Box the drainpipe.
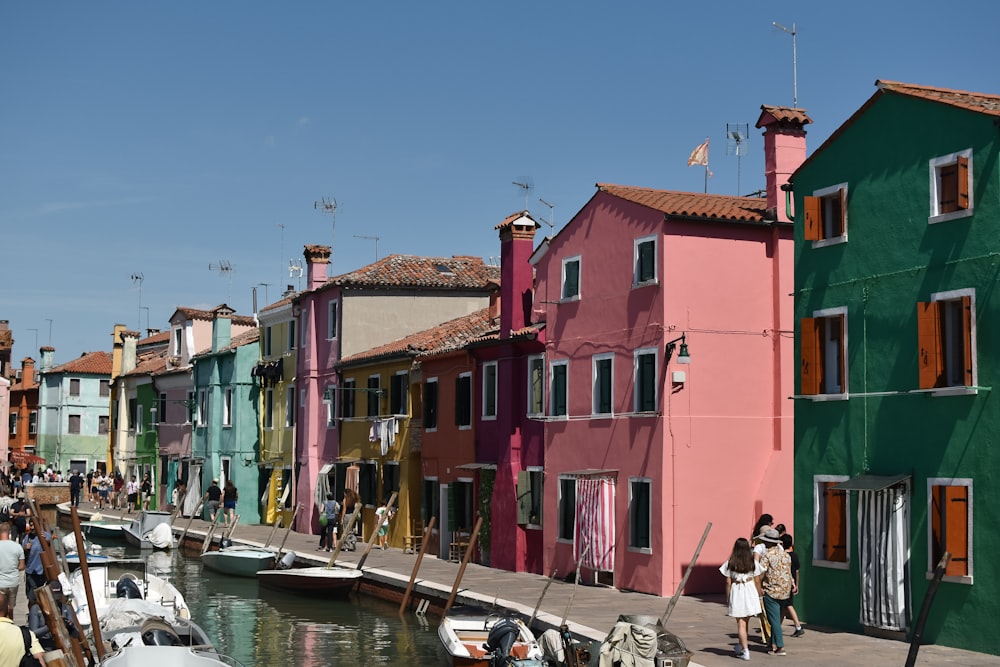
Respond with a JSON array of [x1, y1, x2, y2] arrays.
[[781, 183, 795, 223]]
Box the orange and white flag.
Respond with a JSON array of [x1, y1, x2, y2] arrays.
[[687, 138, 709, 167]]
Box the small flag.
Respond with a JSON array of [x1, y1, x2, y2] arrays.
[[687, 138, 709, 167]]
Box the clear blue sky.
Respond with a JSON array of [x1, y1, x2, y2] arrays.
[[3, 1, 998, 363]]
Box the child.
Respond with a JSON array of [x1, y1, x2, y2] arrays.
[[781, 533, 805, 637], [720, 537, 765, 661], [375, 502, 394, 550]]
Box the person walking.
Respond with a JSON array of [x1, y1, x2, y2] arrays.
[[96, 472, 110, 510], [21, 522, 48, 606], [68, 470, 83, 508], [756, 528, 793, 656], [0, 589, 45, 665], [781, 533, 805, 637], [206, 479, 222, 523], [140, 474, 153, 511], [222, 480, 238, 527], [112, 472, 125, 510], [720, 537, 764, 661], [340, 488, 360, 551], [126, 476, 139, 513], [8, 495, 27, 543], [318, 493, 340, 552], [0, 524, 24, 614]]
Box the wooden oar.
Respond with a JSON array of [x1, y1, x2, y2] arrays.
[[71, 506, 105, 661], [356, 492, 397, 570], [201, 506, 225, 555]]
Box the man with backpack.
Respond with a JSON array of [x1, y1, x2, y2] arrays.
[[0, 589, 45, 665]]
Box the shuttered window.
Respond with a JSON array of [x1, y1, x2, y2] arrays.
[[593, 356, 613, 415], [390, 372, 408, 415], [635, 350, 657, 412], [821, 480, 848, 563], [930, 150, 973, 222], [803, 185, 847, 242], [527, 356, 544, 416], [558, 477, 576, 540], [455, 374, 472, 427], [550, 362, 568, 417], [482, 362, 497, 419], [423, 380, 438, 430], [630, 478, 652, 550], [930, 482, 971, 578], [917, 294, 973, 389], [341, 379, 355, 419], [367, 376, 381, 418], [634, 237, 656, 285], [800, 311, 846, 395], [562, 257, 581, 299]]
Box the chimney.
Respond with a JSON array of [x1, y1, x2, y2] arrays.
[[212, 305, 235, 353], [303, 244, 332, 291], [496, 211, 541, 338], [39, 347, 55, 372], [120, 331, 139, 375], [756, 106, 812, 222], [21, 358, 36, 387]]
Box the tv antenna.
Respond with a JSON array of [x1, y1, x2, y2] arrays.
[[353, 234, 381, 262], [772, 21, 798, 108], [538, 198, 556, 232], [289, 259, 304, 290], [726, 123, 750, 195], [314, 196, 338, 272], [208, 260, 234, 304], [130, 272, 144, 332], [512, 178, 533, 211]]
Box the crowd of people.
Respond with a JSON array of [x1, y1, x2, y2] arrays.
[[720, 513, 804, 660]]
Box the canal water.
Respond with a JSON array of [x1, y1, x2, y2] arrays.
[[88, 544, 451, 665]]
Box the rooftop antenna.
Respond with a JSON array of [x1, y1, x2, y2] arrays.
[[772, 21, 798, 108], [726, 123, 750, 195], [538, 198, 556, 232], [289, 258, 304, 291], [512, 178, 533, 212], [257, 282, 272, 304], [130, 272, 144, 332], [44, 318, 53, 346], [208, 260, 234, 304], [353, 234, 381, 262], [314, 196, 338, 273]]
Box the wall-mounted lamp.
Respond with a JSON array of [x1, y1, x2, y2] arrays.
[[665, 333, 691, 365]]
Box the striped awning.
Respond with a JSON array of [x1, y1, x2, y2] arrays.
[[831, 473, 909, 492]]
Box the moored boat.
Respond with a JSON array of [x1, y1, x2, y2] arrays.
[[99, 616, 241, 666], [82, 519, 129, 541], [122, 510, 175, 549], [59, 558, 190, 628], [201, 545, 279, 578], [438, 605, 545, 667], [256, 566, 362, 595]]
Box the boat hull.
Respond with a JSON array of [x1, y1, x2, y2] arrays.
[[81, 522, 127, 540], [202, 548, 276, 577], [101, 646, 229, 667], [122, 511, 174, 549], [256, 567, 362, 595]]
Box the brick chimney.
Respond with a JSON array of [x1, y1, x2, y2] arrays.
[[21, 358, 35, 387], [303, 244, 332, 291], [212, 305, 234, 353], [496, 211, 540, 338], [756, 106, 812, 222]]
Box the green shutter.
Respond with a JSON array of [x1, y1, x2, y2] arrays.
[[448, 484, 457, 531], [597, 359, 612, 413], [639, 354, 656, 411], [516, 471, 530, 524], [563, 261, 579, 298], [553, 365, 567, 416], [638, 241, 655, 282]]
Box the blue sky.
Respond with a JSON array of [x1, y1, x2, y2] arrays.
[[3, 1, 998, 363]]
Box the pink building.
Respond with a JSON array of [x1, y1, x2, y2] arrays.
[[531, 105, 809, 595]]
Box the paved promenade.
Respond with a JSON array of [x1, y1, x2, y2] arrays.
[[61, 503, 1000, 667]]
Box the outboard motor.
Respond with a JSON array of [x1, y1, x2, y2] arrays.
[[219, 536, 233, 549], [115, 574, 144, 600], [278, 551, 297, 570], [486, 618, 521, 665], [140, 618, 182, 647]]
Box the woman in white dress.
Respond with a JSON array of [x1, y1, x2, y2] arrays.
[[719, 537, 765, 661]]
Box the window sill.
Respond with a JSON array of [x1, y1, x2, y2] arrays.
[[559, 295, 581, 304], [928, 386, 979, 398], [813, 559, 849, 570], [632, 280, 659, 290], [481, 415, 497, 422], [803, 393, 849, 402], [628, 546, 653, 555], [525, 523, 543, 531], [928, 209, 973, 225], [458, 425, 472, 431], [811, 234, 848, 249], [591, 413, 613, 419], [926, 571, 972, 585], [222, 425, 232, 429]]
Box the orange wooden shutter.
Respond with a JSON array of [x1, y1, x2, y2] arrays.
[[956, 155, 970, 210], [800, 318, 821, 395], [944, 485, 969, 577], [825, 482, 847, 562], [803, 196, 822, 241], [961, 295, 973, 386], [835, 187, 847, 236], [917, 301, 943, 389], [832, 314, 846, 392]]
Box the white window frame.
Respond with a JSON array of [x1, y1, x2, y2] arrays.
[[300, 307, 309, 349], [526, 355, 544, 417], [327, 300, 339, 340], [482, 361, 498, 421], [561, 255, 581, 301], [197, 389, 208, 428], [223, 388, 233, 427], [633, 347, 658, 413], [549, 360, 569, 419], [813, 474, 851, 570], [264, 388, 274, 429], [811, 182, 849, 248], [929, 148, 974, 224], [525, 466, 544, 530], [28, 411, 37, 435], [135, 403, 143, 435], [926, 477, 973, 585], [285, 385, 296, 428], [186, 391, 195, 424], [592, 353, 614, 416], [172, 328, 183, 356], [557, 475, 576, 543], [287, 318, 296, 351], [325, 384, 337, 428], [633, 235, 658, 286], [811, 306, 849, 400], [628, 476, 653, 554], [929, 288, 978, 395]]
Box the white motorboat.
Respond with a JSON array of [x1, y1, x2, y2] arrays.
[[438, 605, 545, 667], [99, 616, 241, 666], [201, 545, 279, 578], [122, 511, 175, 550]]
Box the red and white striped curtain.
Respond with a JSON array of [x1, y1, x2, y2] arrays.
[[574, 477, 615, 572]]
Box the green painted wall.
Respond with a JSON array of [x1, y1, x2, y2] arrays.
[[793, 92, 1000, 655]]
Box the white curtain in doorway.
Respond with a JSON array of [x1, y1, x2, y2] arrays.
[[858, 484, 910, 631], [184, 464, 203, 517]]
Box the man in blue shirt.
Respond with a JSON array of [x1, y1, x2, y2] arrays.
[[21, 522, 48, 605]]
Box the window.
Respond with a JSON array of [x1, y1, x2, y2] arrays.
[[285, 386, 295, 427], [98, 415, 109, 435], [804, 183, 848, 244], [325, 385, 337, 427], [186, 391, 195, 424], [264, 326, 272, 357], [172, 328, 183, 356], [68, 414, 81, 435], [517, 468, 543, 527], [28, 411, 37, 435], [561, 256, 581, 300], [359, 461, 378, 506], [423, 379, 438, 430], [327, 300, 339, 340], [800, 307, 848, 397], [550, 361, 568, 417], [300, 307, 309, 349], [929, 149, 973, 223], [455, 373, 472, 428], [634, 348, 657, 412], [450, 480, 474, 531], [100, 379, 110, 397], [390, 372, 409, 415], [527, 355, 544, 416], [128, 398, 137, 431], [70, 378, 80, 396], [197, 390, 208, 427], [287, 319, 296, 350], [928, 478, 972, 582], [381, 462, 400, 501], [159, 393, 167, 422], [264, 389, 274, 429], [367, 375, 381, 418], [135, 403, 143, 435], [558, 477, 576, 541], [223, 388, 233, 426], [593, 354, 613, 415], [7, 414, 14, 436], [634, 236, 657, 285], [629, 478, 652, 550], [918, 290, 976, 391], [814, 476, 849, 568], [422, 477, 440, 525], [482, 362, 497, 420], [342, 378, 356, 419]]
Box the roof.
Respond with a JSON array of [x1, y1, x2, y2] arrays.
[[124, 351, 167, 377], [467, 322, 545, 346], [138, 330, 169, 347], [756, 105, 813, 128], [494, 210, 541, 231], [191, 329, 261, 358], [596, 184, 771, 224], [259, 294, 297, 314], [324, 255, 501, 291], [340, 308, 496, 367], [45, 351, 112, 376], [171, 305, 256, 327]]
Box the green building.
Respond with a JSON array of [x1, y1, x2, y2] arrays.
[[790, 80, 1000, 654]]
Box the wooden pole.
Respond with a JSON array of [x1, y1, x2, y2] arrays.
[[274, 503, 302, 562], [561, 542, 590, 626], [356, 492, 397, 570], [35, 586, 84, 667], [327, 505, 362, 567], [905, 552, 952, 667], [263, 511, 283, 549], [528, 567, 559, 629], [178, 492, 207, 546], [660, 521, 712, 628], [201, 505, 225, 555], [398, 516, 436, 614], [443, 515, 483, 614], [69, 507, 103, 663]]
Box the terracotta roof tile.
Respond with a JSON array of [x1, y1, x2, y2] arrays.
[[340, 308, 496, 366], [128, 352, 167, 377], [172, 306, 256, 327], [597, 184, 770, 223], [139, 331, 169, 346], [46, 351, 112, 375], [494, 210, 541, 231], [260, 295, 296, 313], [467, 322, 545, 346], [877, 80, 1000, 116], [326, 255, 500, 291], [756, 105, 813, 128]]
